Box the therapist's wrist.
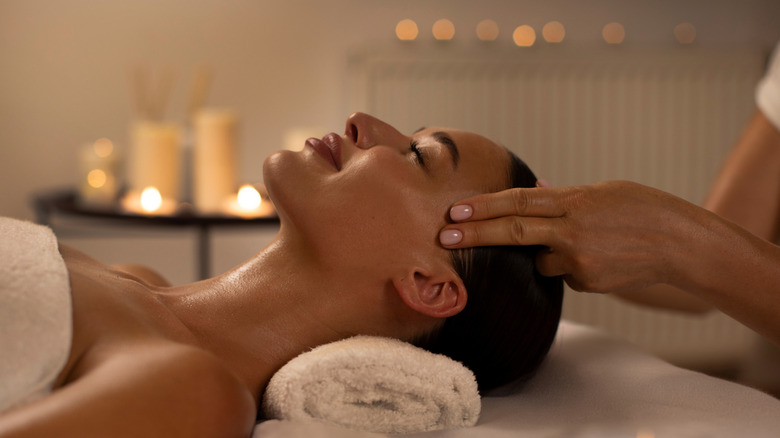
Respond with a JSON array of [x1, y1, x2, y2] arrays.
[[667, 208, 755, 298]]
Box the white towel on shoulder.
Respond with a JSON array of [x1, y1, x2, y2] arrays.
[[261, 336, 481, 434], [0, 217, 72, 413]]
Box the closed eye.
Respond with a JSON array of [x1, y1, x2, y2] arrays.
[[410, 140, 427, 168]]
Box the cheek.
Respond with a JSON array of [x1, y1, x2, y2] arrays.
[[325, 178, 444, 268], [264, 150, 456, 269]]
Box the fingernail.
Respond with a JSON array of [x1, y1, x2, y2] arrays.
[[450, 205, 473, 221], [439, 229, 463, 246], [536, 178, 551, 188]]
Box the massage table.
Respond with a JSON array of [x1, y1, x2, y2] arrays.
[[253, 320, 780, 437]]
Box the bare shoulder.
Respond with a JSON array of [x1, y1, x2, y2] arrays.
[[110, 263, 172, 287], [0, 342, 256, 438], [112, 343, 257, 434]]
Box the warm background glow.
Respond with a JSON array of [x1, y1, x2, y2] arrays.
[[602, 22, 626, 44], [513, 25, 536, 47], [475, 19, 499, 41], [542, 21, 566, 43], [432, 19, 455, 41], [396, 19, 419, 41]]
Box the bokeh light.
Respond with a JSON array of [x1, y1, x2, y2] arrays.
[[476, 19, 499, 41], [432, 19, 455, 41], [542, 21, 565, 43], [602, 22, 625, 44], [396, 19, 419, 41], [93, 138, 114, 158], [513, 25, 536, 47], [87, 169, 107, 188]]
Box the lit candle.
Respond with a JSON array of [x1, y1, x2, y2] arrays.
[[127, 121, 181, 203], [79, 138, 120, 207], [121, 186, 178, 215], [224, 184, 275, 218]]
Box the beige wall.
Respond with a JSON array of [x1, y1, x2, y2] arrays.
[[2, 0, 779, 283]]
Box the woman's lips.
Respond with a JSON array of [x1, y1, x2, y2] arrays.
[[305, 133, 342, 170]]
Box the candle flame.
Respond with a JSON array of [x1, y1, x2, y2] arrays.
[[140, 187, 163, 212], [237, 184, 262, 210]]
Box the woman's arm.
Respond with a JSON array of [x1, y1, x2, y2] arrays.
[[0, 344, 255, 438]]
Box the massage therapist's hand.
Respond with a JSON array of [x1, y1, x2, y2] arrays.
[[438, 180, 727, 294]]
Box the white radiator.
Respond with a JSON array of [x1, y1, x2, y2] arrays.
[[348, 46, 767, 368]]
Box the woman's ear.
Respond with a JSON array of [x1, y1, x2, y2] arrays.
[[392, 269, 467, 318]]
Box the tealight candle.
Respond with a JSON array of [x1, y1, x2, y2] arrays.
[[121, 186, 178, 215], [223, 184, 275, 218]]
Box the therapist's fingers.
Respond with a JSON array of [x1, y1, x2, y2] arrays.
[[449, 187, 571, 223], [534, 248, 569, 278], [439, 216, 562, 248]]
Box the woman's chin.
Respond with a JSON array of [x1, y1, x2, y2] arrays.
[[262, 150, 297, 198]]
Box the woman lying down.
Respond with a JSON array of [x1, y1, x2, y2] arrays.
[[0, 112, 563, 437]]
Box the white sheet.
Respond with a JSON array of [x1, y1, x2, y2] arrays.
[[253, 320, 780, 437]]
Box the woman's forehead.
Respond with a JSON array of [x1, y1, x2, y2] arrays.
[[416, 127, 504, 154], [424, 128, 510, 188]]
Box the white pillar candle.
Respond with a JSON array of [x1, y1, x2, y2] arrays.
[[127, 121, 181, 202], [193, 108, 237, 213], [78, 138, 120, 207]]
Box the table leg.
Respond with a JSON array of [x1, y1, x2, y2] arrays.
[[197, 224, 211, 280]]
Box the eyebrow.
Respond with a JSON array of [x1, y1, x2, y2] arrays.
[[432, 131, 460, 169]]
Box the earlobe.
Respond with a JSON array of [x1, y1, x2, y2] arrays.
[[392, 270, 467, 318]]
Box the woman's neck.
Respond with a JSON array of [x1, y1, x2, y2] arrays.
[[159, 236, 348, 404]]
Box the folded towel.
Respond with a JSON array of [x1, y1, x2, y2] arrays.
[[0, 217, 72, 413], [261, 335, 481, 434]]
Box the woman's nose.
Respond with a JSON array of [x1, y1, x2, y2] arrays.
[[345, 112, 407, 150]]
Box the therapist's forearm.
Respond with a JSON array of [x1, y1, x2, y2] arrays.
[[616, 111, 780, 314], [672, 209, 780, 345], [614, 284, 713, 314]]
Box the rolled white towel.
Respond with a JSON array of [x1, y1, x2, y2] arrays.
[[261, 336, 481, 434]]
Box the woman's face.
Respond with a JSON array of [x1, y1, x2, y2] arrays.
[[263, 112, 510, 276]]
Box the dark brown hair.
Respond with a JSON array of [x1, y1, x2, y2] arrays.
[[422, 150, 564, 392]]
